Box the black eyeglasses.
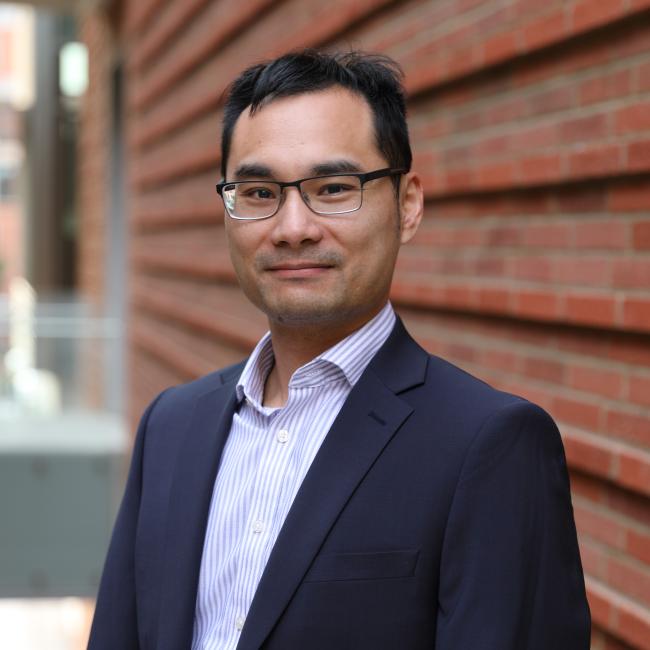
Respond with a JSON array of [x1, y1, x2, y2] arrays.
[[215, 167, 406, 220]]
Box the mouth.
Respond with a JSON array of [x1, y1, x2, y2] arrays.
[[268, 261, 332, 270], [266, 261, 335, 278]]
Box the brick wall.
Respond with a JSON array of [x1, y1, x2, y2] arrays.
[[78, 11, 113, 304], [80, 0, 650, 646]]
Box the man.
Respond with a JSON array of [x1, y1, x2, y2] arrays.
[[88, 51, 590, 649]]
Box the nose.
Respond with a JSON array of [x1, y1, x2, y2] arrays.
[[270, 186, 323, 248]]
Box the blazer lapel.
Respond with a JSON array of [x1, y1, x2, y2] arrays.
[[237, 319, 428, 650], [156, 368, 242, 650]]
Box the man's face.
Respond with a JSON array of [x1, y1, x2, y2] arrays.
[[224, 87, 421, 331]]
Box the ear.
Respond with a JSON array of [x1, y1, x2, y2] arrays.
[[399, 171, 424, 244]]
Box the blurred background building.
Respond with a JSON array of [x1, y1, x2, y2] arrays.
[[0, 0, 649, 648], [1, 1, 126, 648]]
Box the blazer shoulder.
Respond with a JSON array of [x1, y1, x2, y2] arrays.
[[422, 350, 563, 452]]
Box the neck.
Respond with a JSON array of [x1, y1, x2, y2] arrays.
[[262, 305, 386, 407]]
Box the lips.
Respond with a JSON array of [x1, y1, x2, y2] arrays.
[[267, 261, 333, 271]]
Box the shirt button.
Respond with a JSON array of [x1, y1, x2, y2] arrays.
[[277, 429, 290, 443], [252, 520, 264, 533], [235, 615, 246, 631]]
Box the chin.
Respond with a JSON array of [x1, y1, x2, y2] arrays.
[[268, 305, 342, 326]]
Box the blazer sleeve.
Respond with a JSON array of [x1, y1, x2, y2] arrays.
[[435, 400, 591, 650], [87, 390, 167, 650]]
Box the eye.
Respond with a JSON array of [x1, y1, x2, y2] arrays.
[[241, 185, 278, 201], [317, 182, 355, 196]]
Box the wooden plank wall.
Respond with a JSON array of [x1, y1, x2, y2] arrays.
[[80, 0, 650, 647]]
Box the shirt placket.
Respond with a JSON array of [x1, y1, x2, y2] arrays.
[[228, 403, 299, 642]]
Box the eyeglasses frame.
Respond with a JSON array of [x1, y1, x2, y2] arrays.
[[215, 167, 407, 220]]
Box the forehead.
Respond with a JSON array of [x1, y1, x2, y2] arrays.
[[226, 87, 385, 177]]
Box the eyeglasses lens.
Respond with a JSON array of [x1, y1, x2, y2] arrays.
[[224, 176, 363, 220]]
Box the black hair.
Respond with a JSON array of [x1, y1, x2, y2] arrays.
[[220, 50, 412, 183]]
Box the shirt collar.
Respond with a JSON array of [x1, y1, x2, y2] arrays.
[[236, 302, 396, 406]]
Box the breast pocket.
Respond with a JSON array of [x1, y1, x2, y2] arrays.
[[303, 549, 419, 583]]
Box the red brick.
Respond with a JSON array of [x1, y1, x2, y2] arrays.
[[578, 68, 632, 105], [523, 223, 572, 248], [443, 144, 473, 166], [477, 284, 510, 310], [521, 9, 567, 50], [444, 45, 479, 79], [514, 289, 559, 320], [527, 85, 574, 116], [574, 221, 628, 250], [553, 257, 611, 287], [608, 337, 650, 369], [606, 409, 650, 446], [609, 183, 650, 212], [523, 357, 565, 383], [628, 528, 650, 565], [560, 113, 609, 143], [454, 110, 484, 132], [445, 342, 477, 364], [483, 31, 519, 65], [627, 139, 650, 172], [574, 502, 626, 549], [410, 225, 451, 247], [565, 294, 617, 327], [615, 101, 650, 134], [570, 365, 624, 400], [607, 554, 650, 607], [617, 603, 650, 650], [442, 168, 475, 192], [628, 374, 650, 408], [614, 19, 650, 58], [474, 257, 506, 276], [570, 469, 605, 503], [617, 452, 650, 496], [639, 60, 650, 92], [477, 134, 515, 158], [580, 538, 604, 577], [476, 161, 517, 188], [513, 123, 559, 150], [443, 285, 474, 308], [563, 430, 613, 474], [482, 97, 527, 126], [556, 187, 606, 213], [632, 222, 650, 250], [452, 226, 484, 246], [571, 0, 626, 32], [485, 226, 523, 246], [519, 153, 563, 184], [482, 348, 519, 373], [623, 298, 650, 331], [567, 144, 624, 177], [515, 384, 555, 410], [513, 256, 553, 282], [612, 259, 650, 289]]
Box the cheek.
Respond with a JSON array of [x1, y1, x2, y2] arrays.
[[226, 226, 258, 266]]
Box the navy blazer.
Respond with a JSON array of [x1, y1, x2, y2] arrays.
[[88, 319, 590, 649]]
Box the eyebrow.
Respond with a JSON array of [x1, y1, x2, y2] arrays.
[[232, 163, 274, 180], [310, 160, 363, 176], [231, 159, 364, 181]]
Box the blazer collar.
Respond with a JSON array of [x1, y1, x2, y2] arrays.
[[156, 365, 243, 650], [237, 318, 429, 649]]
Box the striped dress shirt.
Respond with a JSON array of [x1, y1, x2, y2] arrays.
[[191, 302, 396, 649]]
